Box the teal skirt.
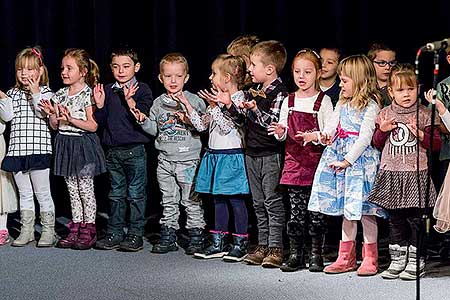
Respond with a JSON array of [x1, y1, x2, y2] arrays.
[[195, 148, 250, 195]]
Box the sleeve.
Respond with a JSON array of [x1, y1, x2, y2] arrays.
[[250, 91, 284, 128], [323, 102, 341, 137], [208, 106, 235, 134], [440, 110, 450, 131], [140, 106, 158, 136], [188, 109, 209, 132], [135, 83, 153, 114], [0, 97, 13, 122], [421, 125, 442, 152], [344, 102, 380, 165], [318, 96, 334, 132], [30, 86, 54, 118], [274, 96, 289, 141]]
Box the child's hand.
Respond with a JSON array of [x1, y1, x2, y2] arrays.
[[27, 74, 41, 95], [0, 89, 7, 99], [93, 84, 105, 108], [198, 88, 218, 107], [267, 122, 287, 136], [406, 120, 424, 141], [175, 111, 192, 125], [124, 82, 139, 102], [130, 107, 148, 123], [240, 100, 257, 111], [425, 89, 447, 116], [329, 160, 350, 173], [56, 105, 73, 123], [295, 131, 317, 146], [172, 91, 188, 105], [215, 90, 232, 106], [378, 114, 397, 132], [38, 99, 56, 115]]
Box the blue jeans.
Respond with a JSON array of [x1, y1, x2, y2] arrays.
[[106, 144, 147, 236]]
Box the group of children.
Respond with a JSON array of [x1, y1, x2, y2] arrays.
[[1, 35, 450, 281]]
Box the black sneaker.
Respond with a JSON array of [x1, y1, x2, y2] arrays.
[[119, 234, 143, 252], [95, 233, 124, 250]]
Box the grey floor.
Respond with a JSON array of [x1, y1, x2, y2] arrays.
[[1, 237, 450, 300]]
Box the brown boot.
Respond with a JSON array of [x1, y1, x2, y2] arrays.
[[262, 247, 283, 268], [324, 240, 357, 274], [243, 245, 269, 265], [357, 242, 378, 276]]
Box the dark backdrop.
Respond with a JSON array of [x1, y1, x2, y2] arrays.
[[1, 0, 450, 235]]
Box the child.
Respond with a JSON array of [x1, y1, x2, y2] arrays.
[[367, 43, 397, 107], [93, 47, 153, 252], [306, 54, 387, 276], [130, 53, 206, 255], [0, 94, 18, 246], [226, 34, 260, 90], [425, 88, 450, 233], [40, 48, 106, 250], [0, 47, 54, 247], [319, 47, 342, 107], [180, 54, 250, 262], [369, 71, 441, 281], [268, 49, 334, 272], [226, 40, 289, 267]]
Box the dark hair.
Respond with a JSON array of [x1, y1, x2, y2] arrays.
[[111, 47, 139, 64]]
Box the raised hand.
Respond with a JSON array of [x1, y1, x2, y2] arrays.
[[172, 91, 189, 106], [198, 88, 218, 107], [38, 99, 56, 115], [295, 131, 317, 146], [267, 122, 287, 136], [27, 73, 41, 94], [174, 111, 192, 125], [124, 82, 139, 101], [378, 113, 397, 132], [130, 107, 148, 123], [215, 90, 232, 106], [56, 105, 72, 123], [93, 83, 105, 108], [424, 88, 446, 115]]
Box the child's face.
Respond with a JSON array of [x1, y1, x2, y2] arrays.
[[339, 74, 354, 98], [292, 58, 318, 92], [372, 50, 396, 85], [61, 56, 85, 86], [320, 49, 339, 80], [111, 55, 140, 85], [389, 82, 418, 108], [159, 62, 187, 95], [209, 63, 225, 91], [16, 59, 41, 88], [248, 54, 268, 84]]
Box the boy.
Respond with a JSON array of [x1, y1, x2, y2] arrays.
[[93, 47, 153, 252], [367, 42, 397, 107], [131, 53, 206, 255], [225, 40, 288, 267], [319, 47, 342, 107]]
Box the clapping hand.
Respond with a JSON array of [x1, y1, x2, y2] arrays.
[[38, 99, 56, 116], [198, 88, 219, 107], [267, 122, 287, 137], [124, 82, 139, 101], [130, 107, 148, 123], [93, 84, 105, 108], [378, 113, 397, 132]]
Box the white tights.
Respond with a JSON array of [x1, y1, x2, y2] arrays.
[[14, 169, 55, 213], [342, 215, 377, 243]]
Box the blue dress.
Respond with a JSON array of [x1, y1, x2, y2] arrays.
[[308, 101, 387, 220]]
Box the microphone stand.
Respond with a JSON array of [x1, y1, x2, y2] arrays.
[[414, 47, 442, 300]]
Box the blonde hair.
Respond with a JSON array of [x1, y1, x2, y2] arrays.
[[292, 48, 322, 91], [251, 40, 287, 75], [388, 63, 417, 91], [14, 46, 49, 88], [338, 54, 381, 110], [159, 52, 189, 74], [212, 54, 247, 90], [63, 48, 99, 88], [227, 34, 260, 58]]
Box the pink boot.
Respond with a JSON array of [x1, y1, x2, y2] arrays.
[[357, 242, 378, 276], [324, 240, 357, 274], [57, 221, 80, 248], [72, 223, 97, 250]]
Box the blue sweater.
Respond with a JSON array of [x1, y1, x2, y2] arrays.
[[94, 82, 153, 147]]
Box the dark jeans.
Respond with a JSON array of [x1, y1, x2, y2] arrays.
[[245, 154, 285, 248], [106, 144, 147, 236]]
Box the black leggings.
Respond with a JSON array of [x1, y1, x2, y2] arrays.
[[388, 208, 424, 247], [214, 195, 248, 234]]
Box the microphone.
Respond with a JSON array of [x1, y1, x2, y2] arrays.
[[421, 38, 450, 52]]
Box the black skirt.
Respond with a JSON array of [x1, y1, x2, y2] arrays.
[[53, 132, 106, 177]]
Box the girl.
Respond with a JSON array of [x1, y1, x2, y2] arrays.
[[425, 89, 450, 234], [1, 47, 54, 247], [40, 48, 106, 250], [182, 54, 250, 262], [268, 49, 333, 272], [305, 54, 386, 276], [370, 75, 441, 281]]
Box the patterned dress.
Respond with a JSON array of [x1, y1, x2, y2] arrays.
[[308, 100, 387, 220]]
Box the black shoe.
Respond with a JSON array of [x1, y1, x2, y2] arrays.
[[151, 226, 178, 254], [184, 228, 205, 255], [119, 234, 143, 252], [95, 233, 124, 250]]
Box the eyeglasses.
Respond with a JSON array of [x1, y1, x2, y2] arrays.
[[373, 60, 397, 67]]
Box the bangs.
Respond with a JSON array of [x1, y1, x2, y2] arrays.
[[16, 55, 40, 70]]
